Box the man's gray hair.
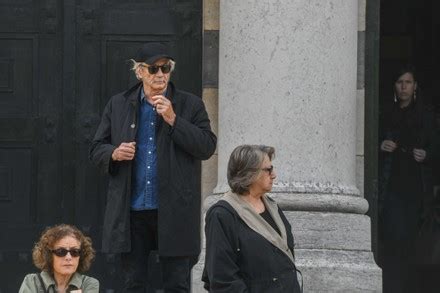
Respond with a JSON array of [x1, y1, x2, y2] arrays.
[[129, 59, 176, 80], [227, 145, 275, 195]]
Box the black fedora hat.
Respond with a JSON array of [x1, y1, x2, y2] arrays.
[[134, 42, 174, 64]]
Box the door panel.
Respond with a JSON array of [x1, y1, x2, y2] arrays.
[[0, 148, 32, 223], [0, 38, 34, 117], [0, 0, 201, 290], [0, 0, 64, 290]]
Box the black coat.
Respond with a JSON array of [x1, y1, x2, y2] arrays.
[[202, 200, 301, 293], [379, 103, 439, 198], [379, 102, 440, 263], [90, 82, 216, 255]]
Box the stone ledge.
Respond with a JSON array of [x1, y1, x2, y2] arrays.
[[296, 249, 382, 292], [204, 192, 368, 214], [285, 211, 372, 251]]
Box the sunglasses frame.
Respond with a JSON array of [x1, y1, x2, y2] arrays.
[[143, 63, 172, 74], [51, 248, 82, 258]]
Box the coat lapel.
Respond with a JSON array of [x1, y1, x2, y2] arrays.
[[222, 191, 295, 263], [124, 83, 141, 141]]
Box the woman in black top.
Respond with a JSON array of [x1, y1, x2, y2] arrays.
[[202, 145, 301, 293], [379, 66, 439, 292]]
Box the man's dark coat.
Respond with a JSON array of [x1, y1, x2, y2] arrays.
[[90, 82, 216, 255]]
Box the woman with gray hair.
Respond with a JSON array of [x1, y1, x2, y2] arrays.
[[202, 145, 301, 292]]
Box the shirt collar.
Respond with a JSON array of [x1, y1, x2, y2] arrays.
[[40, 271, 83, 289], [140, 86, 146, 102]]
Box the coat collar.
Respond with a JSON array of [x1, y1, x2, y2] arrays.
[[40, 271, 84, 289], [222, 191, 294, 263]]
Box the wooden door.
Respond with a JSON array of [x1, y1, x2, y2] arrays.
[[0, 0, 201, 291], [0, 0, 67, 290]]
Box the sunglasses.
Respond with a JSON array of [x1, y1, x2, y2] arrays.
[[142, 64, 172, 74], [261, 165, 274, 175], [51, 248, 82, 258]]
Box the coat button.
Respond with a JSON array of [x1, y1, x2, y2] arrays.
[[130, 124, 135, 128], [272, 277, 278, 282]]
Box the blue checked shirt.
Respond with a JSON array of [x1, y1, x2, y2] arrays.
[[131, 88, 158, 210]]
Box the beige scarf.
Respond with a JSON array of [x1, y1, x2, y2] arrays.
[[222, 191, 294, 263]]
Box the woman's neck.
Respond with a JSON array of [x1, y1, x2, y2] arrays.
[[54, 273, 72, 293], [241, 191, 265, 213], [399, 98, 412, 109]]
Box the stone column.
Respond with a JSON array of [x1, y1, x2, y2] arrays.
[[193, 0, 382, 291]]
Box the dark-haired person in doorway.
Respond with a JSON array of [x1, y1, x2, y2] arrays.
[[202, 145, 301, 293], [379, 65, 440, 292], [90, 42, 217, 292]]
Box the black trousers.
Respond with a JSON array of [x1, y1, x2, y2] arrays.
[[382, 189, 421, 293], [121, 210, 193, 293]]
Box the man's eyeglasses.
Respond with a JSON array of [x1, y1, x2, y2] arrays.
[[261, 165, 274, 175], [142, 64, 172, 74], [51, 248, 82, 258]]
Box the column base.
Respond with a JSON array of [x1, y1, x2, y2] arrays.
[[297, 249, 382, 292], [284, 210, 382, 292]]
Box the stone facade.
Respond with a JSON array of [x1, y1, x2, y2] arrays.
[[198, 0, 381, 292]]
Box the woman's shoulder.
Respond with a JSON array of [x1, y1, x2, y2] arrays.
[[22, 273, 38, 279], [78, 273, 100, 289], [208, 200, 235, 214], [83, 274, 99, 283], [19, 273, 40, 293], [206, 200, 238, 223]]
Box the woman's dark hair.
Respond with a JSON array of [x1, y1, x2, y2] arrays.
[[393, 64, 418, 84], [392, 64, 424, 105], [32, 224, 95, 274], [227, 145, 275, 195]]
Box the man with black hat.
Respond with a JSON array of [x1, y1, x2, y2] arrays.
[[90, 42, 217, 292]]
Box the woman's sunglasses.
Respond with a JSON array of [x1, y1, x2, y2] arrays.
[[142, 64, 172, 74], [51, 248, 82, 257]]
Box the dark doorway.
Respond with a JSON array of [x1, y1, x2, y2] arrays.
[[380, 0, 440, 107], [0, 0, 201, 291], [378, 0, 440, 292]]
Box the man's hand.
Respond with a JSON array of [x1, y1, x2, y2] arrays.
[[152, 95, 176, 126], [413, 148, 427, 162], [380, 140, 397, 153], [112, 142, 136, 161]]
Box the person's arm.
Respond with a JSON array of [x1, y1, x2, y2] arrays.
[[81, 276, 99, 293], [204, 207, 248, 293], [278, 206, 296, 257], [379, 109, 398, 153], [413, 112, 440, 164], [380, 140, 398, 153], [428, 129, 440, 162], [418, 111, 440, 163], [89, 100, 118, 175], [169, 97, 217, 160]]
